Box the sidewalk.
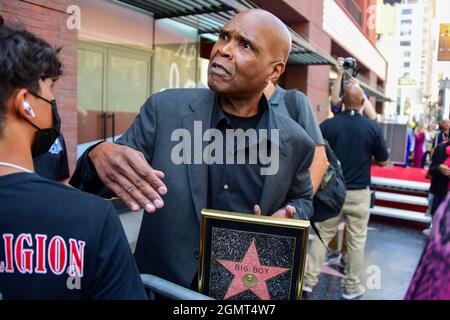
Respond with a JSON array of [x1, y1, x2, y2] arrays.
[[304, 220, 427, 300], [119, 210, 143, 254], [118, 211, 427, 300]]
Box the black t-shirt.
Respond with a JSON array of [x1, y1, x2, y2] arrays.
[[320, 110, 389, 189], [207, 99, 267, 214], [223, 109, 264, 131], [0, 173, 147, 300], [33, 135, 70, 181]]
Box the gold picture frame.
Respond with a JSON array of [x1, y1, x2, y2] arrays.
[[199, 209, 310, 300]]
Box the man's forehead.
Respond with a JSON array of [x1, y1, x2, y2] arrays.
[[223, 17, 264, 41]]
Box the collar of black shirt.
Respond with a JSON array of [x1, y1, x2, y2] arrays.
[[211, 94, 267, 128], [211, 93, 283, 150], [342, 108, 362, 117]]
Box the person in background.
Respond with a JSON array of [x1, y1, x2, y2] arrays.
[[405, 194, 450, 300], [423, 122, 449, 236], [433, 119, 449, 152], [303, 85, 389, 300], [33, 134, 70, 183], [264, 81, 327, 195], [428, 139, 450, 217], [404, 123, 415, 168], [327, 56, 378, 264], [423, 123, 435, 168], [330, 57, 377, 121], [413, 124, 425, 168]]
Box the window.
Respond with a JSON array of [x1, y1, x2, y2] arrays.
[[401, 9, 412, 15], [400, 30, 412, 36], [401, 19, 412, 25], [404, 62, 410, 68], [78, 43, 151, 114], [77, 42, 152, 144], [400, 41, 411, 46], [77, 45, 105, 113], [404, 51, 411, 57], [107, 49, 150, 113]]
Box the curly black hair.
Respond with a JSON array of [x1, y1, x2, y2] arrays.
[[0, 16, 63, 134]]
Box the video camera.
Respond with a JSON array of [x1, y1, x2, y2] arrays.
[[343, 57, 359, 77], [340, 57, 359, 97]]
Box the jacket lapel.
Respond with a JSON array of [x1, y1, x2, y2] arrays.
[[182, 91, 216, 222]]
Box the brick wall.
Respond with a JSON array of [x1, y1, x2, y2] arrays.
[[0, 0, 78, 173]]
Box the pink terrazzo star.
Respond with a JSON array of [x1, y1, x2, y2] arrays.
[[217, 240, 290, 300]]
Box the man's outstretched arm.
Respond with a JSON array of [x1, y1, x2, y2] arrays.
[[70, 95, 167, 213]]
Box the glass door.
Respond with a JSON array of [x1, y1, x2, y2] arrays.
[[77, 42, 152, 154], [106, 47, 151, 141], [77, 43, 106, 147]]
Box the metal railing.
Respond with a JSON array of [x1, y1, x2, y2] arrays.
[[141, 274, 214, 300]]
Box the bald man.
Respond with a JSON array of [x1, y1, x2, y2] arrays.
[[71, 9, 316, 290], [303, 85, 389, 299]]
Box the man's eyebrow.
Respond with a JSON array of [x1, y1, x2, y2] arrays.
[[218, 27, 260, 51], [237, 32, 259, 51], [218, 28, 228, 35]]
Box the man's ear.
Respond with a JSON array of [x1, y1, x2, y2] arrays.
[[268, 62, 286, 83], [13, 88, 34, 120]]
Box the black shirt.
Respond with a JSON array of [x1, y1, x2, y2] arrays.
[[429, 141, 450, 196], [434, 131, 449, 149], [207, 97, 269, 214], [0, 173, 146, 300], [33, 135, 70, 181], [320, 109, 389, 189]]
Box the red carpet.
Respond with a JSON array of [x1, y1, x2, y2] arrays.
[[371, 165, 430, 183], [371, 166, 430, 214]]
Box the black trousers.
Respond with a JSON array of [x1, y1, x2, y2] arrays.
[[431, 192, 448, 216]]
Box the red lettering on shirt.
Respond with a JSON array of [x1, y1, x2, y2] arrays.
[[34, 234, 47, 274], [15, 233, 33, 274], [0, 233, 85, 277], [48, 236, 67, 275], [68, 239, 85, 277]]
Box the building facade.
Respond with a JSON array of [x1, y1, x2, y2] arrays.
[[377, 0, 438, 120], [0, 0, 388, 172]]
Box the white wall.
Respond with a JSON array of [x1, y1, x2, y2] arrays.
[[323, 0, 387, 80], [78, 0, 154, 48]]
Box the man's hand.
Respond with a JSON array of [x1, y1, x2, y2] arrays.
[[336, 57, 345, 76], [89, 142, 167, 213], [439, 164, 450, 176], [253, 204, 296, 219], [348, 77, 360, 88]]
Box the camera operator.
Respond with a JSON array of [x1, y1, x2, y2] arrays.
[[330, 57, 377, 121]]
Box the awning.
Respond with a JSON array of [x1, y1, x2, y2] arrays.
[[118, 0, 335, 65], [119, 0, 255, 34], [329, 76, 392, 102], [359, 81, 392, 102], [289, 30, 336, 65]]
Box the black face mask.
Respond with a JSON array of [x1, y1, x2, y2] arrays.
[[27, 92, 61, 157]]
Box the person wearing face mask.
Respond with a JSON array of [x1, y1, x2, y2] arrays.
[[0, 20, 146, 300]]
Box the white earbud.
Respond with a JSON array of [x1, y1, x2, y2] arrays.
[[23, 101, 35, 118]]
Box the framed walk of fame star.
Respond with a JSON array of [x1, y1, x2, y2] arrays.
[[198, 209, 310, 300]]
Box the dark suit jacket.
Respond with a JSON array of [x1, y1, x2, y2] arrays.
[[430, 141, 450, 196], [71, 88, 315, 288]]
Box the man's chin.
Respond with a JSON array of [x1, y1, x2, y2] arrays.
[[207, 79, 230, 94]]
